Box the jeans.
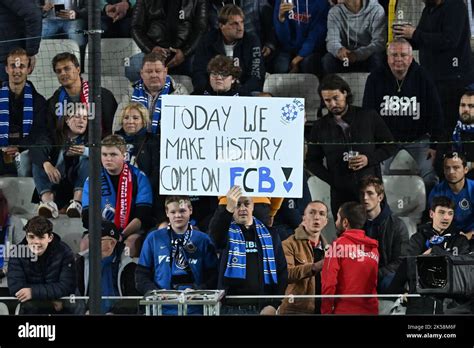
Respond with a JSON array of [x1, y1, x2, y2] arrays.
[[382, 140, 439, 194], [42, 18, 87, 48], [32, 155, 89, 196], [321, 51, 385, 75], [125, 52, 194, 83], [272, 51, 319, 74]]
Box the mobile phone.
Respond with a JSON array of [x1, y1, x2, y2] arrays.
[[54, 4, 65, 14], [165, 50, 176, 66], [392, 21, 410, 29]]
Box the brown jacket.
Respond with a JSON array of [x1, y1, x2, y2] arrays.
[[279, 226, 327, 315]]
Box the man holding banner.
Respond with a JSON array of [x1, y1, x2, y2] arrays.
[[209, 185, 288, 315]]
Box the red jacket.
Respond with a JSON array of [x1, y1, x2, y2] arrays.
[[321, 229, 379, 314]]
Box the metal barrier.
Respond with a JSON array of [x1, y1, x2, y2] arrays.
[[139, 290, 225, 316]]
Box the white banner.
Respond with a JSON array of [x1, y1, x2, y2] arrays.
[[159, 95, 304, 197]]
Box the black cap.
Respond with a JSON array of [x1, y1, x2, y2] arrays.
[[101, 220, 120, 240]]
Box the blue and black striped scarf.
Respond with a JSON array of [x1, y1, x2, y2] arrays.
[[131, 77, 171, 134], [452, 120, 474, 152], [0, 82, 33, 146], [224, 217, 278, 285]]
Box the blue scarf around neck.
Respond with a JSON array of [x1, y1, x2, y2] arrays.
[[225, 217, 278, 285], [131, 76, 171, 134], [0, 82, 33, 146], [453, 120, 474, 152]]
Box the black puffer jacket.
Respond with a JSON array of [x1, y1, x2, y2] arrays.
[[0, 0, 42, 63], [131, 0, 208, 57], [7, 233, 76, 300]]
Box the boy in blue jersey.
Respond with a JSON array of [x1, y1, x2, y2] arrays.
[[81, 134, 153, 257], [135, 196, 218, 315], [429, 152, 474, 237]]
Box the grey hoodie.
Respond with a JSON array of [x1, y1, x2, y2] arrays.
[[326, 0, 386, 61]]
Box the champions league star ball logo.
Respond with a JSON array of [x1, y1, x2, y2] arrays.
[[280, 98, 304, 125]]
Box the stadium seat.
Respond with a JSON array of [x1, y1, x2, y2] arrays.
[[385, 149, 419, 174], [61, 231, 83, 255], [0, 177, 37, 215], [50, 216, 84, 249], [399, 216, 418, 238], [383, 175, 426, 223], [0, 302, 9, 315], [29, 39, 81, 99], [307, 175, 331, 216], [101, 75, 133, 104], [338, 72, 369, 107], [263, 74, 320, 121], [84, 38, 141, 76], [171, 75, 194, 94]]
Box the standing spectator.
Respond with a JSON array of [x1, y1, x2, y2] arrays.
[[101, 0, 135, 38], [279, 201, 329, 315], [393, 0, 473, 131], [363, 38, 443, 195], [135, 196, 218, 314], [323, 0, 387, 75], [0, 48, 48, 177], [7, 216, 76, 314], [209, 185, 288, 315], [208, 0, 277, 70], [47, 52, 117, 136], [306, 74, 397, 217], [321, 202, 379, 314], [429, 152, 474, 235], [273, 0, 329, 74], [360, 175, 408, 293], [0, 0, 42, 81], [192, 4, 265, 96], [126, 0, 207, 80], [81, 135, 153, 257]]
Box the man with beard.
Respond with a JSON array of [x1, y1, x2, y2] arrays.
[[360, 175, 408, 294], [279, 201, 329, 314], [321, 201, 379, 314], [393, 0, 473, 132], [452, 86, 474, 179], [306, 74, 396, 217], [429, 152, 474, 236]]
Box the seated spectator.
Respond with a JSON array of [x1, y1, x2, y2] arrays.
[[363, 38, 442, 195], [208, 0, 277, 70], [40, 0, 87, 65], [323, 0, 386, 75], [101, 0, 135, 38], [193, 4, 265, 96], [191, 55, 242, 96], [209, 185, 287, 315], [47, 52, 117, 136], [279, 201, 329, 315], [360, 175, 408, 293], [321, 202, 379, 314], [429, 152, 473, 235], [126, 0, 207, 81], [452, 86, 474, 179], [115, 52, 188, 134], [31, 103, 89, 219], [7, 216, 76, 314], [273, 0, 329, 75], [0, 48, 48, 177], [81, 135, 153, 257], [135, 196, 218, 315], [389, 196, 471, 314], [114, 102, 159, 195], [76, 220, 139, 314]]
